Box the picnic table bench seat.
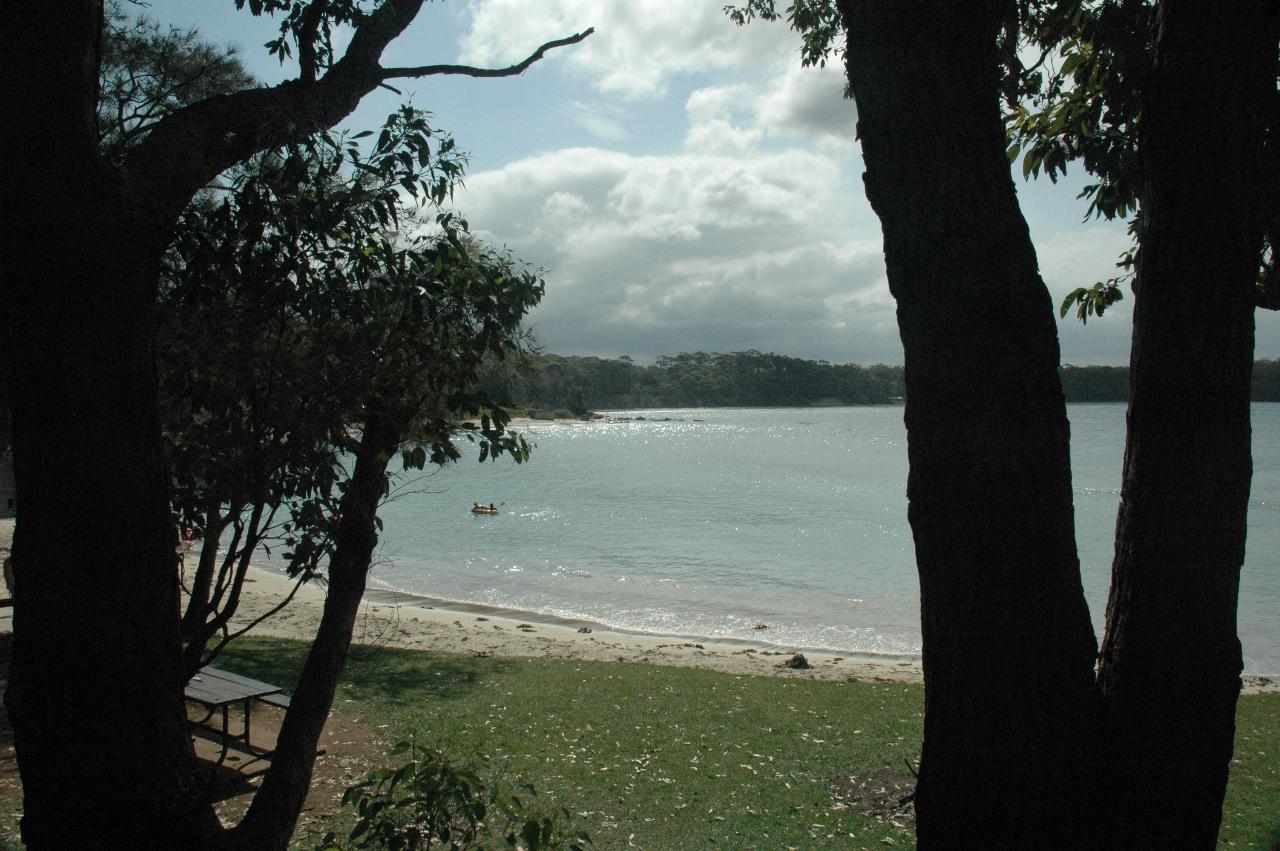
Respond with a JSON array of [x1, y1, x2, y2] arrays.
[[256, 691, 291, 710]]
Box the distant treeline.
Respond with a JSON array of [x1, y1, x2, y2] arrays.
[[479, 352, 1280, 414]]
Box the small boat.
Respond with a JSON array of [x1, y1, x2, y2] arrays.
[[471, 505, 499, 515]]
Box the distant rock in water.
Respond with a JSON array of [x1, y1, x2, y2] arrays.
[[782, 653, 811, 670]]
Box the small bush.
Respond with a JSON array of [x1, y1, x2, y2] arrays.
[[318, 738, 590, 850]]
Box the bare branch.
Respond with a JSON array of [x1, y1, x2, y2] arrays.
[[297, 0, 327, 82], [201, 572, 311, 670], [380, 27, 594, 80]]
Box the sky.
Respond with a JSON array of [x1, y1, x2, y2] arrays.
[[140, 0, 1278, 365]]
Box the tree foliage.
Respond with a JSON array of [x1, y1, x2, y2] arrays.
[[1009, 0, 1280, 315], [98, 1, 255, 165], [487, 353, 1280, 410], [161, 105, 541, 676], [484, 351, 906, 411]]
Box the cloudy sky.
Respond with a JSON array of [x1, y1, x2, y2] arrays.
[[144, 1, 1278, 365]]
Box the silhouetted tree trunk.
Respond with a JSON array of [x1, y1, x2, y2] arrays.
[[230, 412, 399, 850], [0, 6, 218, 846], [837, 2, 1102, 845], [1097, 4, 1279, 847], [3, 225, 223, 847]]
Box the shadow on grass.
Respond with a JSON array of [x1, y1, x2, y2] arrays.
[[216, 636, 510, 706]]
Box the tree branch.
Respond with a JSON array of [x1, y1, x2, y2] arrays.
[[380, 27, 595, 80], [125, 0, 428, 218], [123, 0, 588, 225], [199, 571, 310, 673], [296, 0, 327, 82]]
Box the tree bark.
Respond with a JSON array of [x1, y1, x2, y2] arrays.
[[838, 2, 1102, 845], [1097, 4, 1278, 847], [2, 213, 224, 848], [230, 413, 400, 850], [0, 5, 219, 846]]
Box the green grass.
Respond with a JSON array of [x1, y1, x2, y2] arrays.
[[222, 638, 923, 849], [2, 636, 1272, 848], [218, 638, 1280, 850], [1220, 695, 1280, 849]]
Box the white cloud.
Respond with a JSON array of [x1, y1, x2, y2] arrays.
[[680, 63, 856, 156], [685, 85, 751, 125], [447, 0, 1159, 366], [460, 0, 796, 99], [755, 61, 857, 146], [683, 85, 762, 153], [1036, 225, 1133, 301], [565, 100, 628, 142], [455, 143, 900, 362]]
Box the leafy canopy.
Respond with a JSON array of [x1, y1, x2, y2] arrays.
[[161, 103, 541, 669]]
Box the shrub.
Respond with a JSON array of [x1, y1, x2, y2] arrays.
[[318, 739, 590, 850]]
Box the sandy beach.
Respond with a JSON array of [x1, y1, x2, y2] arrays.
[[230, 565, 924, 684]]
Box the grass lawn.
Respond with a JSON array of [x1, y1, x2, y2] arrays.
[[0, 635, 1273, 848], [213, 638, 1280, 850]]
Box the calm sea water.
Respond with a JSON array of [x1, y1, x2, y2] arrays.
[[365, 404, 1280, 676]]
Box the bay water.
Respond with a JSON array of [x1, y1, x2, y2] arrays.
[[367, 404, 1280, 676]]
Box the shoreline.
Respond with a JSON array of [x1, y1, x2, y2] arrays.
[[0, 519, 1273, 690], [234, 566, 925, 684], [359, 580, 923, 663], [244, 568, 1280, 692], [229, 568, 1274, 693]]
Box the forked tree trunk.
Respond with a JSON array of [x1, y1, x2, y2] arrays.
[[1097, 4, 1278, 846], [230, 412, 400, 850], [838, 2, 1102, 844]]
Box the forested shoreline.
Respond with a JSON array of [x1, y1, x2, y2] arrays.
[[481, 352, 1280, 413]]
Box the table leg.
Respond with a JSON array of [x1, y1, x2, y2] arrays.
[[215, 705, 231, 766], [242, 698, 255, 755]]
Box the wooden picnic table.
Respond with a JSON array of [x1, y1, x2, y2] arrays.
[[185, 666, 289, 766]]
